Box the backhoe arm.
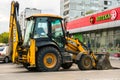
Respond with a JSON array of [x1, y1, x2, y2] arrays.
[[8, 1, 22, 63]]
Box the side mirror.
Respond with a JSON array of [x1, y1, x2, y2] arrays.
[[66, 31, 70, 37]]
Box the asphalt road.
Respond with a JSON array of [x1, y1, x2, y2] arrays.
[[0, 59, 120, 80]]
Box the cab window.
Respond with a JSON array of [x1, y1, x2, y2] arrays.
[[34, 17, 48, 38]]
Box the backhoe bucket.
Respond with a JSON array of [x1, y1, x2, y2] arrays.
[[95, 53, 112, 70]]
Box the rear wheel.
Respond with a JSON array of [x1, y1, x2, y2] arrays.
[[61, 63, 72, 69], [77, 54, 93, 70], [4, 57, 9, 63], [36, 46, 62, 72]]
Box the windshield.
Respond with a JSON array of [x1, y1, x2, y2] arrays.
[[0, 47, 4, 51], [23, 20, 34, 46], [33, 17, 48, 38]]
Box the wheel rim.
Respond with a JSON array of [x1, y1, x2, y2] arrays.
[[84, 57, 91, 67], [43, 53, 57, 68], [5, 57, 9, 63]]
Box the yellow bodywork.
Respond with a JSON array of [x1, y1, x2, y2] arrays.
[[9, 1, 36, 66], [9, 1, 19, 63], [26, 13, 62, 19], [65, 37, 96, 67], [27, 39, 36, 67], [9, 1, 111, 71], [9, 1, 63, 67]]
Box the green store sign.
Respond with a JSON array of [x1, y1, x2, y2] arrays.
[[96, 14, 111, 21]]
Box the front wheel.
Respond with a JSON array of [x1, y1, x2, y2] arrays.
[[77, 54, 93, 70], [36, 46, 62, 72]]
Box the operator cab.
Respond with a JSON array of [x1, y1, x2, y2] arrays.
[[23, 14, 66, 48]]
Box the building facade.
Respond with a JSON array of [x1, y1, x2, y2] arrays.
[[61, 0, 120, 21], [19, 8, 41, 37], [67, 7, 120, 53]]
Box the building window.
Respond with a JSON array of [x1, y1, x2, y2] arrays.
[[64, 3, 69, 9], [117, 0, 120, 3], [108, 1, 112, 5], [104, 1, 112, 5], [104, 7, 107, 9], [81, 12, 84, 16], [64, 0, 69, 3], [63, 10, 69, 16], [104, 1, 108, 5]]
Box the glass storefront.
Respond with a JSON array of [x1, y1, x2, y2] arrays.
[[73, 27, 120, 53]]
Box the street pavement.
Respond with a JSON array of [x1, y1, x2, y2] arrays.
[[0, 59, 120, 80]]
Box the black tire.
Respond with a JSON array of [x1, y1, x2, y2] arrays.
[[36, 46, 62, 72], [77, 54, 93, 70], [61, 63, 72, 69], [4, 57, 9, 63]]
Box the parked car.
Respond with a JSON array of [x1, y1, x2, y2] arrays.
[[114, 53, 120, 57], [0, 46, 10, 63]]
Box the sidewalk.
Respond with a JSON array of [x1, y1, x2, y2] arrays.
[[109, 56, 120, 60]]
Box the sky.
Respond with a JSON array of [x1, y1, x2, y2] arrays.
[[0, 0, 60, 34]]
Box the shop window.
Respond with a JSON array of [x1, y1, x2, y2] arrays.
[[96, 42, 100, 48], [83, 33, 87, 44], [100, 37, 106, 47], [81, 30, 120, 53], [94, 36, 101, 50], [87, 33, 90, 37], [91, 33, 95, 38], [114, 30, 120, 51], [96, 33, 100, 37], [102, 31, 107, 36], [91, 38, 95, 47], [108, 30, 113, 35], [115, 30, 120, 34]]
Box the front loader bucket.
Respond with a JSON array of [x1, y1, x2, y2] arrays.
[[95, 53, 112, 70]]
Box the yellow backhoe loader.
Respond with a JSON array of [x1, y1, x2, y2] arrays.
[[9, 1, 112, 71]]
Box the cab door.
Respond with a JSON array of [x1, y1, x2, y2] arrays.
[[51, 19, 65, 48]]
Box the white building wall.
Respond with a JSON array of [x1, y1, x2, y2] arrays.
[[61, 0, 120, 21], [60, 0, 64, 17], [19, 8, 41, 37]]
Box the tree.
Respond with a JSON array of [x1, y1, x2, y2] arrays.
[[0, 32, 9, 43]]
